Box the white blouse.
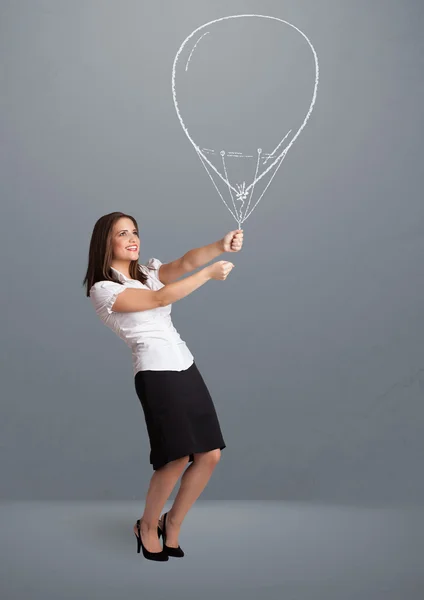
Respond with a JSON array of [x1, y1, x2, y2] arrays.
[[89, 257, 194, 376]]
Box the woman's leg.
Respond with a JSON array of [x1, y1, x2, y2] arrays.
[[159, 449, 221, 547], [134, 455, 190, 552]]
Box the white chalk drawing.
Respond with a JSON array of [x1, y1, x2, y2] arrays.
[[172, 14, 319, 227], [185, 32, 210, 71]]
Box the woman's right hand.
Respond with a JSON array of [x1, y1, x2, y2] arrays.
[[205, 260, 235, 281]]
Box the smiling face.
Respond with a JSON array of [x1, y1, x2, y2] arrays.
[[110, 217, 140, 268]]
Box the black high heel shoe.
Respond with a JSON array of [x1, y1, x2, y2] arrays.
[[157, 512, 185, 558], [134, 519, 169, 561]]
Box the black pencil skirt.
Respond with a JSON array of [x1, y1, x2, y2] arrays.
[[134, 360, 226, 470]]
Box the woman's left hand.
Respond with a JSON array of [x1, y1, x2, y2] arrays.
[[220, 229, 244, 253]]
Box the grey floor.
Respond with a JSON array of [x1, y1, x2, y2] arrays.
[[1, 501, 423, 600]]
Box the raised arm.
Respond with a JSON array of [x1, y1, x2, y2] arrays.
[[158, 240, 224, 284], [158, 229, 243, 285]]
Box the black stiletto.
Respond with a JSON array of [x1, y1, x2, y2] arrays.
[[134, 519, 169, 561], [157, 512, 185, 558]]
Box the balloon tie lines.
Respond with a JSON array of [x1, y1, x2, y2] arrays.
[[221, 150, 239, 221], [242, 148, 262, 222], [235, 182, 248, 213], [196, 148, 239, 223], [185, 32, 210, 71], [262, 129, 292, 165], [242, 147, 289, 223]]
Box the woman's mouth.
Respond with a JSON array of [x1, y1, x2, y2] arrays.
[[126, 246, 138, 252]]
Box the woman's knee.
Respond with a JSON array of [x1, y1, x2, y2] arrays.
[[193, 448, 221, 466]]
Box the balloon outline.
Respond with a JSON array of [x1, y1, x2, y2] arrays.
[[171, 14, 319, 224]]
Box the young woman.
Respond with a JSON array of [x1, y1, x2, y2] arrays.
[[83, 211, 243, 561]]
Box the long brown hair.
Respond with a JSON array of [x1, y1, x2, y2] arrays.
[[82, 212, 150, 297]]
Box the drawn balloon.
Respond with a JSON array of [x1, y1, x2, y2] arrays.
[[172, 14, 319, 227]]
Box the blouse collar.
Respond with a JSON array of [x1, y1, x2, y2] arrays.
[[110, 267, 129, 283], [110, 264, 143, 283]]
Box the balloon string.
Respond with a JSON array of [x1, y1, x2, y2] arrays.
[[221, 152, 239, 221], [196, 150, 239, 223], [242, 148, 261, 222], [242, 148, 289, 223]]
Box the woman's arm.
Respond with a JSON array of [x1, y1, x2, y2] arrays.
[[159, 240, 224, 284], [157, 267, 213, 307], [183, 240, 224, 270]]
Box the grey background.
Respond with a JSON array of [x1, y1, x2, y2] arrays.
[[1, 0, 424, 507]]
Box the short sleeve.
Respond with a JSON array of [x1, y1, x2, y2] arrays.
[[90, 280, 128, 316]]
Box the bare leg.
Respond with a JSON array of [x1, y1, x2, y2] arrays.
[[134, 455, 189, 552], [159, 449, 221, 548]]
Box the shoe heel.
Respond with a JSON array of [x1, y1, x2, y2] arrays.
[[134, 531, 141, 554]]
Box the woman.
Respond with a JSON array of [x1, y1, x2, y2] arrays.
[[83, 211, 243, 561]]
